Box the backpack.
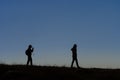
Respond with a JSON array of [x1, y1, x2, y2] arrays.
[[25, 49, 29, 55]]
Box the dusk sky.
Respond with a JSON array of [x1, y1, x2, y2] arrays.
[[0, 0, 120, 68]]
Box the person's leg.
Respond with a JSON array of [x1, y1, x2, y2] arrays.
[[71, 59, 74, 68], [27, 56, 29, 65], [30, 57, 33, 66], [75, 58, 80, 68]]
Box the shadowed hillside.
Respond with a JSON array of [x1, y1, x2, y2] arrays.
[[0, 64, 120, 80]]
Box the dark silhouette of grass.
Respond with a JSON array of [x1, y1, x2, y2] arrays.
[[0, 64, 120, 80]]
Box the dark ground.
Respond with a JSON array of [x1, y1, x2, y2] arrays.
[[0, 64, 120, 80]]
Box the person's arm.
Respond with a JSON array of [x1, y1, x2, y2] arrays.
[[71, 47, 74, 51], [32, 48, 34, 52]]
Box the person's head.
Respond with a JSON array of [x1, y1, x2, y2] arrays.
[[28, 44, 32, 48], [73, 44, 77, 47]]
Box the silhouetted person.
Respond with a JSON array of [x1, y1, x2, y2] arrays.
[[71, 44, 80, 68], [25, 45, 34, 66]]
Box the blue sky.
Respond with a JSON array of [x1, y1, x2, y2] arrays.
[[0, 0, 120, 68]]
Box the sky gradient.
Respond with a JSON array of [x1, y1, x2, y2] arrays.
[[0, 0, 120, 68]]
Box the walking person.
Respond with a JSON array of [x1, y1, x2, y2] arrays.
[[71, 44, 80, 68], [25, 44, 34, 66]]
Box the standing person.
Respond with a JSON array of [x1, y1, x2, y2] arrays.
[[71, 44, 80, 68], [25, 44, 34, 66]]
